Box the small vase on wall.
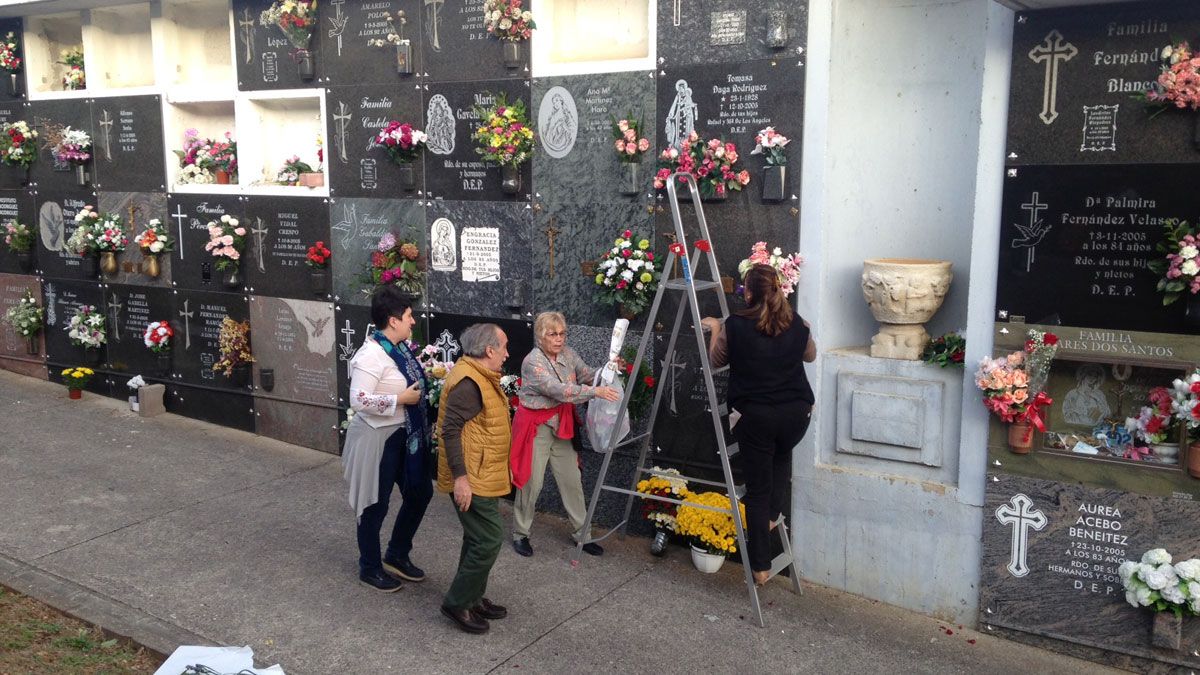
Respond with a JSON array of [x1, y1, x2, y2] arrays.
[[82, 254, 99, 278], [310, 268, 328, 297], [99, 251, 118, 276], [259, 367, 275, 392], [15, 250, 33, 273], [230, 362, 252, 389], [296, 50, 315, 81], [157, 352, 172, 376], [500, 164, 521, 195], [222, 266, 241, 290], [26, 335, 38, 355], [620, 163, 640, 196], [8, 72, 20, 97], [143, 252, 161, 279], [398, 163, 416, 191], [396, 40, 412, 75], [762, 165, 786, 202], [1008, 421, 1034, 454], [75, 163, 88, 186], [502, 41, 522, 70]]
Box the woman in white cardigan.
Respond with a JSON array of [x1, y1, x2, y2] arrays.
[[343, 286, 431, 592]]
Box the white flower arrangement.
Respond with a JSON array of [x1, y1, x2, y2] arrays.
[[1119, 548, 1200, 616], [66, 304, 105, 349], [4, 289, 43, 337], [126, 375, 146, 390]]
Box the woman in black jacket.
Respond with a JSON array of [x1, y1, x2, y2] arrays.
[[701, 263, 816, 586]]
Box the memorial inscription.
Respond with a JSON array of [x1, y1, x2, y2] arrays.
[[423, 0, 523, 82], [422, 82, 532, 201], [91, 96, 165, 192], [326, 84, 423, 198], [172, 289, 249, 390], [243, 196, 331, 300]]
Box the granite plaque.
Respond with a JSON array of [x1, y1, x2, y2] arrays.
[[330, 197, 426, 306], [34, 191, 94, 281], [0, 272, 42, 360], [242, 196, 330, 300], [166, 194, 245, 293], [255, 396, 340, 454], [166, 383, 255, 432], [89, 95, 165, 192], [421, 0, 527, 83], [657, 0, 807, 67], [0, 102, 30, 190], [996, 164, 1199, 334], [28, 98, 94, 188], [427, 311, 533, 376], [334, 301, 375, 407], [425, 200, 531, 320], [649, 334, 730, 476], [532, 72, 657, 205], [96, 191, 170, 288], [326, 83, 424, 199], [1008, 1, 1200, 166], [422, 80, 532, 201], [981, 474, 1200, 668], [321, 0, 424, 86], [0, 190, 35, 275], [233, 0, 325, 91], [171, 288, 250, 391], [102, 284, 174, 377], [41, 278, 104, 367], [248, 295, 336, 406]]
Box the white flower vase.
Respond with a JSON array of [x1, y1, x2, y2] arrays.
[[690, 545, 726, 573]]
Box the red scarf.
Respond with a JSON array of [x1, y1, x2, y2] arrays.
[[509, 402, 575, 489]]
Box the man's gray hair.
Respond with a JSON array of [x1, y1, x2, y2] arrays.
[[460, 323, 503, 358]]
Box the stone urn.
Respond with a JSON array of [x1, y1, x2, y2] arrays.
[[861, 258, 953, 360]]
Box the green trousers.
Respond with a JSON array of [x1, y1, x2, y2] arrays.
[[443, 494, 502, 611]]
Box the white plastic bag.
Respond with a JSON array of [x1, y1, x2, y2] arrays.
[[587, 366, 630, 452]]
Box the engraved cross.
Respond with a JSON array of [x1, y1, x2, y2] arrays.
[[179, 300, 193, 350], [98, 110, 113, 161], [995, 493, 1047, 578], [171, 205, 187, 259], [1028, 30, 1077, 125]]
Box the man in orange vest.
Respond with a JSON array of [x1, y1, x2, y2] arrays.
[[436, 323, 512, 634]]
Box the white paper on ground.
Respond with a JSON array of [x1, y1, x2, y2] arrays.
[[154, 645, 286, 675]]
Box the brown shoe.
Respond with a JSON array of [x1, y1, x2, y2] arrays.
[[441, 605, 489, 634], [472, 597, 507, 620]]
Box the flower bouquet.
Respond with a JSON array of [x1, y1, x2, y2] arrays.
[[635, 467, 690, 555], [259, 0, 318, 79], [213, 317, 254, 382], [500, 373, 521, 417], [1125, 386, 1179, 464], [750, 126, 790, 200], [68, 207, 125, 275], [975, 330, 1058, 453], [59, 49, 84, 90], [1119, 549, 1200, 622], [50, 126, 91, 165], [483, 0, 535, 68], [615, 345, 655, 420], [922, 331, 966, 367], [134, 218, 173, 278], [66, 304, 105, 351], [143, 320, 173, 353], [472, 94, 533, 193], [275, 155, 315, 185], [175, 129, 238, 185], [593, 229, 659, 319], [0, 121, 38, 170], [675, 491, 746, 571], [611, 116, 650, 194], [1, 32, 21, 96], [205, 213, 245, 270], [736, 241, 803, 297], [416, 344, 454, 410], [363, 232, 425, 298], [3, 219, 34, 260], [5, 289, 43, 354], [374, 121, 426, 189], [1168, 368, 1200, 477], [1147, 219, 1200, 306], [654, 132, 750, 201], [126, 374, 146, 410], [61, 366, 94, 398], [306, 240, 331, 295]]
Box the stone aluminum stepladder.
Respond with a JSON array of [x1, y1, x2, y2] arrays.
[[572, 172, 802, 628]]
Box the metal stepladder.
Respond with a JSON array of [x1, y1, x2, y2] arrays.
[[571, 172, 802, 628]]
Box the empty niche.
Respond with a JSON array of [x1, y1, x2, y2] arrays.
[[532, 0, 654, 76], [159, 0, 235, 93], [235, 91, 327, 196], [84, 3, 155, 90], [25, 13, 84, 96]]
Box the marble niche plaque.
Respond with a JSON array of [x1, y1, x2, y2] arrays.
[[1008, 1, 1200, 166], [656, 0, 808, 67], [532, 202, 655, 328], [997, 164, 1199, 334], [649, 334, 730, 477], [166, 383, 255, 433], [28, 98, 95, 188], [232, 0, 325, 90], [248, 295, 337, 407], [0, 273, 45, 373], [0, 191, 35, 275], [41, 278, 104, 367], [425, 200, 531, 320], [90, 95, 166, 192], [171, 289, 250, 391], [242, 196, 331, 300], [334, 301, 375, 409], [326, 83, 424, 199], [982, 473, 1200, 668], [256, 397, 340, 454], [166, 194, 245, 293], [421, 0, 526, 82], [0, 101, 30, 190], [422, 80, 532, 202], [96, 191, 170, 288], [531, 72, 657, 205], [35, 192, 93, 282], [320, 0, 425, 86], [427, 312, 534, 377], [102, 284, 174, 377], [329, 197, 426, 306]]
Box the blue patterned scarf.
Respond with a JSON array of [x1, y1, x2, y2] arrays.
[[373, 330, 431, 490]]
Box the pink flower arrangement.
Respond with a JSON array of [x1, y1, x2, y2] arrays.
[[975, 331, 1056, 430], [1126, 387, 1177, 446], [736, 242, 803, 297], [654, 131, 750, 199], [1148, 219, 1200, 305], [611, 117, 651, 163], [375, 121, 427, 164], [483, 0, 536, 42], [1145, 42, 1200, 111], [204, 214, 245, 272], [749, 126, 790, 166]]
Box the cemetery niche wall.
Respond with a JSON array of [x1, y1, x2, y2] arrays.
[[985, 1, 1200, 668], [0, 1, 807, 523]]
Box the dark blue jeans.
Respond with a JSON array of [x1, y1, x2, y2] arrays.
[[356, 428, 433, 575]]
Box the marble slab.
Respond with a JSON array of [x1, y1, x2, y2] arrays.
[[166, 383, 256, 433], [96, 191, 170, 288], [248, 295, 337, 407], [326, 83, 425, 199], [424, 200, 532, 320], [27, 98, 95, 189], [242, 196, 332, 301], [0, 272, 43, 363], [427, 311, 534, 377], [656, 0, 808, 68], [101, 284, 173, 378], [421, 80, 533, 202], [255, 396, 340, 454], [89, 95, 165, 192], [531, 71, 657, 206], [40, 278, 104, 368], [34, 191, 98, 282], [232, 0, 326, 91], [981, 473, 1200, 668], [0, 190, 36, 275], [329, 197, 426, 306], [170, 288, 251, 391], [421, 0, 529, 83], [334, 301, 375, 408], [320, 0, 425, 86], [166, 193, 246, 294]]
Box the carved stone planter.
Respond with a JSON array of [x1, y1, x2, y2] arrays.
[[861, 258, 953, 360]]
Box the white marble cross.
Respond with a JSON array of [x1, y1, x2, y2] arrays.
[[179, 300, 193, 350], [995, 493, 1046, 578], [98, 110, 114, 161], [434, 329, 460, 362], [250, 218, 268, 273], [333, 102, 352, 163], [1028, 30, 1077, 125]]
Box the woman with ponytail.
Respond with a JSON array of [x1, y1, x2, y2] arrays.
[[701, 263, 816, 586]]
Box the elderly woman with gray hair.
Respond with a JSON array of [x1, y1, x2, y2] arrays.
[[509, 311, 620, 558]]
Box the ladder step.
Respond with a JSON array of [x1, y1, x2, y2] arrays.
[[640, 467, 728, 490], [765, 551, 794, 580], [664, 279, 722, 291], [726, 442, 739, 457], [713, 365, 729, 375], [600, 485, 734, 516]]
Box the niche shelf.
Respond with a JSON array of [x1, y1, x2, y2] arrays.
[[24, 12, 85, 99], [82, 3, 155, 93], [235, 89, 328, 197], [163, 98, 240, 194], [155, 0, 235, 101]]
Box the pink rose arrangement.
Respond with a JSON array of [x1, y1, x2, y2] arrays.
[[204, 214, 245, 272], [975, 330, 1058, 431], [654, 131, 750, 199], [374, 121, 427, 164], [1145, 42, 1200, 111], [736, 241, 803, 297], [1148, 219, 1200, 305], [611, 116, 651, 163]]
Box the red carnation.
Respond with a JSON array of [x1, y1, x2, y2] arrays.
[[643, 375, 656, 387], [1043, 333, 1058, 345]]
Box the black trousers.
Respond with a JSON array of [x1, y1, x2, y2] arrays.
[[356, 428, 433, 575], [733, 399, 812, 572]]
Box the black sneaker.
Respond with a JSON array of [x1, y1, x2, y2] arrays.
[[512, 537, 533, 557], [581, 542, 604, 556], [359, 570, 402, 592], [383, 556, 426, 582]]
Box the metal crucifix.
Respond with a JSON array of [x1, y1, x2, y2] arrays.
[[543, 216, 560, 278]]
